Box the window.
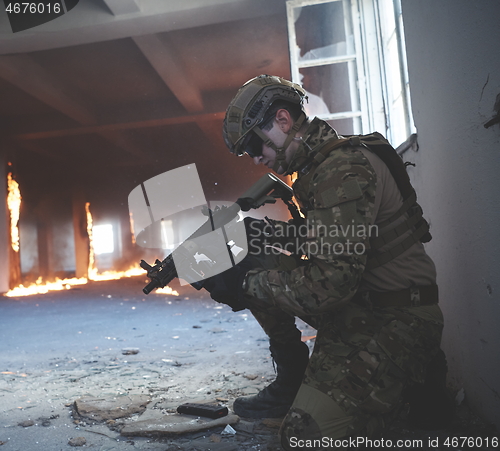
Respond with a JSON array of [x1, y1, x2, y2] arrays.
[[287, 0, 415, 146], [92, 224, 114, 255]]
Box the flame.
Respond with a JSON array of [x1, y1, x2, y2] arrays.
[[7, 172, 21, 252], [85, 202, 95, 277], [88, 266, 145, 281], [155, 286, 179, 295], [5, 276, 87, 297], [3, 265, 179, 297], [4, 201, 179, 297], [84, 203, 166, 283]]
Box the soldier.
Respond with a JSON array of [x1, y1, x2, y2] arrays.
[[203, 75, 452, 449]]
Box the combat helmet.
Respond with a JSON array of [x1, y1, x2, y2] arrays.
[[223, 75, 307, 172]]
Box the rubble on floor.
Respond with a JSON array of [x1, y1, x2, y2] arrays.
[[0, 278, 497, 450]]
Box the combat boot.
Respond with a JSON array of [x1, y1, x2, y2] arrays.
[[233, 339, 310, 418], [406, 349, 455, 430]]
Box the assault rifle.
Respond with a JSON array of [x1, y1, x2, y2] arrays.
[[139, 173, 297, 295]]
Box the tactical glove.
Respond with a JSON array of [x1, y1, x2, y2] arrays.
[[202, 263, 249, 312], [196, 217, 266, 311]]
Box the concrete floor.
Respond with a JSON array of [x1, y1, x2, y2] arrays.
[[0, 277, 497, 451], [0, 276, 315, 450]]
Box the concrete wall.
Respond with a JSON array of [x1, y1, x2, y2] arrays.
[[401, 0, 500, 428], [18, 196, 77, 279]]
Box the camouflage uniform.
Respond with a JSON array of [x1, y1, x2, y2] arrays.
[[242, 119, 444, 449]]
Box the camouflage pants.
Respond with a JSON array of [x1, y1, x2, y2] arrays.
[[246, 285, 444, 450]]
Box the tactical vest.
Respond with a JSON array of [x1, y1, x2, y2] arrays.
[[292, 132, 431, 270]]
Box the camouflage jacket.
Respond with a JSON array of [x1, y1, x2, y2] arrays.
[[244, 118, 377, 317]]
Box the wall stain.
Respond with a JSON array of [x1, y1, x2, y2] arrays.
[[479, 73, 490, 102]]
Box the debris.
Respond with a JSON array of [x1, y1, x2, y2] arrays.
[[234, 420, 254, 434], [120, 413, 239, 437], [68, 437, 87, 447], [261, 418, 283, 429], [38, 416, 52, 427], [221, 424, 237, 436], [84, 429, 115, 439], [73, 394, 151, 421], [243, 374, 258, 380], [209, 433, 222, 443], [18, 420, 34, 427], [162, 359, 183, 367], [177, 402, 228, 418], [121, 348, 139, 355]]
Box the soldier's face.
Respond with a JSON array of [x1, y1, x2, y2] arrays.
[[252, 120, 294, 175]]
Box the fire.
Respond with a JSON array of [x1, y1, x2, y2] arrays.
[[4, 200, 179, 297], [155, 286, 179, 295], [5, 277, 87, 297], [85, 203, 162, 283], [7, 172, 21, 252], [3, 265, 177, 297], [85, 202, 95, 278], [88, 266, 145, 282]]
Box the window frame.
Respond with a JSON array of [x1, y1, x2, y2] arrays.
[[286, 0, 415, 146]]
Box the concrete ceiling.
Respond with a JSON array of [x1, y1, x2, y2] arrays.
[[0, 0, 292, 208]]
